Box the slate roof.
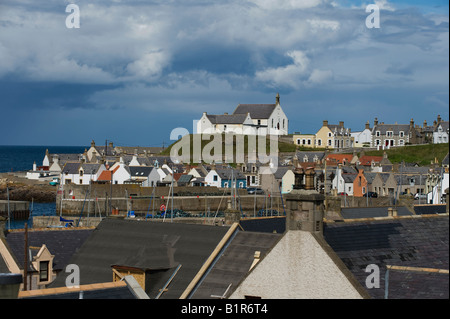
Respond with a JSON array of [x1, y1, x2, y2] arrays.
[[49, 218, 230, 299], [372, 123, 411, 135], [296, 151, 325, 163], [61, 162, 81, 174], [129, 166, 154, 177], [80, 163, 102, 174], [6, 228, 93, 271], [239, 217, 286, 234], [177, 174, 193, 184], [323, 215, 449, 299], [233, 104, 276, 119], [339, 207, 413, 219], [434, 121, 449, 132], [215, 168, 246, 180], [414, 204, 447, 215], [206, 113, 249, 124], [342, 173, 357, 183], [273, 166, 293, 179], [190, 230, 282, 299]]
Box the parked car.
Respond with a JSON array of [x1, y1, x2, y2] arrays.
[[363, 192, 378, 198], [247, 188, 264, 195], [337, 192, 348, 196], [414, 193, 427, 200]]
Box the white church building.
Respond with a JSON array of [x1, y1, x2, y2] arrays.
[[196, 93, 289, 136]]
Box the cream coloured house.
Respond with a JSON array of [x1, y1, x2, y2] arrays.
[[293, 134, 316, 148], [315, 120, 353, 149]]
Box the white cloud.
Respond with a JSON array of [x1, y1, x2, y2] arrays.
[[126, 50, 170, 81], [255, 50, 333, 89]]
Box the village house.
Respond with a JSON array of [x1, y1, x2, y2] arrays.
[[125, 166, 160, 187], [86, 140, 116, 162], [371, 172, 397, 197], [350, 121, 372, 147], [205, 167, 247, 189], [241, 162, 261, 188], [433, 118, 449, 144], [196, 93, 289, 136], [371, 118, 418, 149], [259, 166, 295, 195], [292, 133, 316, 148], [59, 162, 106, 185], [315, 120, 353, 150], [331, 165, 357, 195], [0, 227, 93, 291]]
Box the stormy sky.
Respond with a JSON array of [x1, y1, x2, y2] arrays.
[[0, 0, 448, 147]]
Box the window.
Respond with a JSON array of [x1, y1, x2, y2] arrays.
[[297, 139, 301, 145], [39, 261, 49, 282], [328, 132, 332, 137], [79, 170, 83, 176], [375, 139, 380, 145], [213, 175, 218, 182], [376, 131, 380, 137], [399, 139, 404, 145], [239, 182, 244, 188], [399, 131, 404, 137], [307, 139, 311, 145], [224, 125, 227, 131], [328, 139, 332, 146], [317, 139, 322, 146], [386, 131, 393, 137], [252, 176, 256, 184], [302, 139, 306, 145], [224, 182, 228, 188]]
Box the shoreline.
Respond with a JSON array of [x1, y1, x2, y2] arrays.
[[0, 171, 57, 203]]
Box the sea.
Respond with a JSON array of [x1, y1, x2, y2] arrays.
[[0, 145, 86, 229]]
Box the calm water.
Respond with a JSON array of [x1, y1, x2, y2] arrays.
[[1, 145, 85, 229], [0, 145, 86, 173]]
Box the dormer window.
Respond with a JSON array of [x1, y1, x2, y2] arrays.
[[376, 131, 380, 137], [399, 131, 404, 137]]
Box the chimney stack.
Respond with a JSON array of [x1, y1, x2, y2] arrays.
[[323, 120, 328, 127], [365, 121, 370, 130], [374, 118, 378, 126]]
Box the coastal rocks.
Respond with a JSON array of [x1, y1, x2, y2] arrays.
[[0, 184, 56, 203]]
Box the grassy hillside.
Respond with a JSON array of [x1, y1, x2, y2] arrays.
[[364, 143, 449, 166], [161, 134, 297, 163]]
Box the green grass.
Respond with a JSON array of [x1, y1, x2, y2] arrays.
[[162, 134, 448, 166], [161, 134, 298, 163], [364, 143, 449, 166]]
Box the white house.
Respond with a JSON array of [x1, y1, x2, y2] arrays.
[[127, 166, 160, 187], [196, 112, 254, 135], [60, 162, 105, 185], [433, 121, 449, 144], [78, 163, 106, 185], [350, 121, 372, 147], [109, 159, 132, 185], [196, 93, 289, 136]]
